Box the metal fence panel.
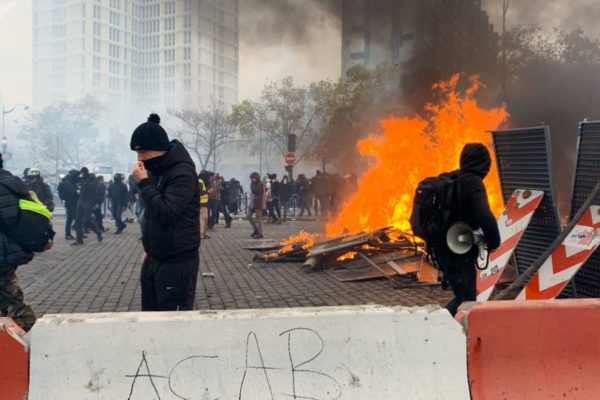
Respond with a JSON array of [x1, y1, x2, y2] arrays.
[[491, 127, 563, 282], [570, 121, 600, 297]]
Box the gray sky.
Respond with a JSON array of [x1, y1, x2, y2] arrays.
[[2, 0, 600, 110]]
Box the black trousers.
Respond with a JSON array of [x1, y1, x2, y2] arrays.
[[112, 204, 125, 230], [65, 204, 76, 236], [445, 267, 477, 316], [75, 200, 101, 243], [140, 254, 200, 311]]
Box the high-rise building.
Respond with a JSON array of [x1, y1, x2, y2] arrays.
[[341, 0, 499, 101], [32, 0, 239, 116]]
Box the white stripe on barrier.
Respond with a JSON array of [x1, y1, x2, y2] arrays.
[[29, 306, 469, 400]]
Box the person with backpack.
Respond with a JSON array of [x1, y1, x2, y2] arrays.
[[130, 114, 200, 311], [58, 169, 80, 240], [411, 143, 501, 316], [0, 154, 51, 331]]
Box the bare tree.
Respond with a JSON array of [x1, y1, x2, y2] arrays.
[[19, 96, 104, 172], [231, 77, 321, 175], [168, 99, 236, 171]]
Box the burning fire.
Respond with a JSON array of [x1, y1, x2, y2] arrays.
[[327, 75, 508, 236], [336, 251, 358, 262], [280, 230, 317, 250]]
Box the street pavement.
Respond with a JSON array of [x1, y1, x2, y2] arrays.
[[16, 212, 452, 317]]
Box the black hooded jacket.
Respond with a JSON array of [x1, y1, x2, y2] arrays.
[[456, 143, 501, 249], [138, 140, 200, 261], [438, 143, 501, 271]]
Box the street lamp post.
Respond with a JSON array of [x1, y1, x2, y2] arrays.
[[1, 103, 29, 164]]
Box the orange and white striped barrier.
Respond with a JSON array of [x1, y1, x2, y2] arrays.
[[466, 299, 600, 400], [476, 189, 543, 301], [0, 318, 29, 400], [517, 205, 600, 300]]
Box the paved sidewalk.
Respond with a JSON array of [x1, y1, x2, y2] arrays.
[[16, 213, 452, 317]]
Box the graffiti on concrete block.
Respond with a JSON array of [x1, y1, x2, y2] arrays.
[[125, 327, 342, 400]]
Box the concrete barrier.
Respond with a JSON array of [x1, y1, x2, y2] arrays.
[[0, 318, 29, 400], [29, 305, 470, 399], [466, 300, 600, 400]]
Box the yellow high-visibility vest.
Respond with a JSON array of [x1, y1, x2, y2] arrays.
[[199, 179, 209, 206]]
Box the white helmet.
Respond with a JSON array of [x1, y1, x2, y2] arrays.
[[27, 168, 41, 177]]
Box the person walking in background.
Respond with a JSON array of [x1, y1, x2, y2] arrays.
[[128, 174, 140, 223], [207, 172, 219, 229], [280, 175, 292, 222], [269, 173, 281, 224], [228, 178, 242, 214], [58, 169, 80, 240], [130, 114, 200, 311], [72, 167, 103, 246], [218, 176, 232, 228], [24, 168, 55, 212], [108, 173, 129, 234], [297, 174, 312, 217], [198, 170, 210, 239], [93, 175, 107, 233], [247, 171, 265, 239]]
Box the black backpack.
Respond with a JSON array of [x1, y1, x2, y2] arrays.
[[410, 172, 461, 258], [0, 181, 55, 253]]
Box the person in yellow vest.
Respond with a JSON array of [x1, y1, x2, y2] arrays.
[[198, 170, 210, 239]]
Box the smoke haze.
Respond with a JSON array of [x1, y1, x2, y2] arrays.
[[238, 0, 341, 99]]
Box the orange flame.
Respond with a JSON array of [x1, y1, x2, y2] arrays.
[[336, 251, 358, 261], [327, 75, 508, 236], [280, 230, 317, 250]]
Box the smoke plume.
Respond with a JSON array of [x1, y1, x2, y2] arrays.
[[239, 0, 341, 99]]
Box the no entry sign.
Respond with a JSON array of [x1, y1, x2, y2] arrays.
[[285, 152, 296, 166]]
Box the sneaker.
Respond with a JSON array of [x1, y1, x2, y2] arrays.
[[71, 241, 84, 246], [65, 235, 75, 240], [83, 235, 89, 239], [254, 234, 264, 239], [250, 231, 259, 238]]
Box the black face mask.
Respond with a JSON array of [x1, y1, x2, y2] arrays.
[[143, 152, 169, 172]]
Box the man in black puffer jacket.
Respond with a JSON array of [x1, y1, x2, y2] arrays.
[[436, 143, 501, 316], [131, 114, 200, 311], [0, 157, 37, 331]]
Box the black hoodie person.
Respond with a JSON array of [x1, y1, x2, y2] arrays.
[[437, 143, 501, 316], [130, 114, 200, 311]]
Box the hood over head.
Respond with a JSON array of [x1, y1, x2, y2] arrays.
[[460, 143, 492, 179]]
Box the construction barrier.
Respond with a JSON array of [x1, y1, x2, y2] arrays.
[[0, 318, 29, 400], [28, 305, 470, 400], [466, 299, 600, 400]]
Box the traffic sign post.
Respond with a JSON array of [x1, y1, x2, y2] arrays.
[[284, 152, 295, 166]]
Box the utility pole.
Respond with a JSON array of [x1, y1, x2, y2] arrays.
[[501, 0, 510, 97]]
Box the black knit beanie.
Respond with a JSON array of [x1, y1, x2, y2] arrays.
[[130, 114, 170, 151]]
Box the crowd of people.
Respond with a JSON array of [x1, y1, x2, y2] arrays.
[[0, 112, 500, 333]]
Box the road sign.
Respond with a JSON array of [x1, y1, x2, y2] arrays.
[[284, 152, 295, 166]]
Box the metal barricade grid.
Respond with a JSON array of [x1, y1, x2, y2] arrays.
[[570, 121, 600, 297], [491, 127, 563, 283]]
